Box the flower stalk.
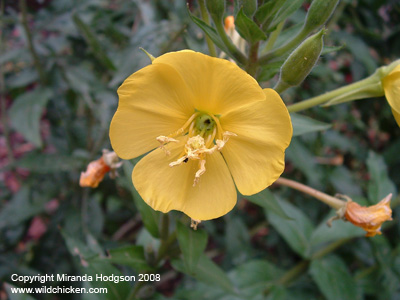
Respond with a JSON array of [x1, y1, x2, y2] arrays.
[[275, 177, 344, 210]]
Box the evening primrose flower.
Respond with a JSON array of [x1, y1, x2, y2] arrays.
[[382, 64, 400, 126], [345, 194, 393, 237], [110, 50, 292, 221]]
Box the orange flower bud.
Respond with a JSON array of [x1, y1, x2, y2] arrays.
[[344, 194, 393, 237], [79, 150, 122, 188], [79, 157, 111, 188]]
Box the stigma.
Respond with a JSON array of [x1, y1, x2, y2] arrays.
[[156, 112, 236, 186]]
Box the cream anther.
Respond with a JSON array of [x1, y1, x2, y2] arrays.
[[156, 135, 179, 155]]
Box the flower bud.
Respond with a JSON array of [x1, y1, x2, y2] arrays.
[[238, 0, 257, 17], [206, 0, 225, 22], [304, 0, 340, 32], [277, 28, 325, 89], [345, 194, 393, 237]]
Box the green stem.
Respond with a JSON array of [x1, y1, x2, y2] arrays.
[[264, 237, 350, 295], [259, 27, 309, 65], [274, 80, 291, 94], [245, 41, 260, 76], [275, 177, 345, 210], [261, 21, 284, 54], [214, 19, 246, 65], [160, 213, 169, 240], [19, 0, 47, 85], [198, 0, 217, 57], [287, 75, 379, 113]]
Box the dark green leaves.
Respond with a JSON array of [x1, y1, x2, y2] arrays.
[[9, 88, 53, 147], [72, 14, 116, 71], [234, 8, 266, 43], [176, 221, 208, 274], [310, 255, 360, 300]]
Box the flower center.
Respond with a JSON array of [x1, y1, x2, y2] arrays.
[[156, 111, 236, 186]]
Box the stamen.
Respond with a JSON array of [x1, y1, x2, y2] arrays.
[[190, 219, 201, 230], [156, 135, 179, 155], [193, 159, 206, 186], [216, 131, 237, 150], [169, 112, 199, 138]]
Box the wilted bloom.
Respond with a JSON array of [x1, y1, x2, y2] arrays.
[[79, 150, 122, 188], [345, 194, 393, 237], [110, 50, 292, 221], [382, 64, 400, 126]]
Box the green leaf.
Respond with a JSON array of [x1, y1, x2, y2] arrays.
[[267, 198, 314, 258], [172, 254, 236, 294], [310, 255, 359, 300], [176, 221, 208, 274], [187, 10, 229, 53], [4, 284, 36, 300], [100, 245, 152, 271], [291, 113, 331, 136], [0, 187, 46, 230], [72, 14, 116, 71], [123, 161, 161, 238], [229, 260, 284, 298], [366, 151, 397, 203], [9, 88, 53, 147], [310, 212, 364, 254], [225, 217, 251, 265], [246, 189, 291, 220], [234, 8, 266, 43], [255, 0, 286, 25], [269, 0, 304, 31]]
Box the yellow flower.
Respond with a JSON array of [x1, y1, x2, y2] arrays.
[[383, 64, 400, 126], [109, 50, 292, 221], [344, 194, 393, 237]]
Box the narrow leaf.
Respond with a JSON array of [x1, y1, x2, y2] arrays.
[[187, 10, 229, 53], [247, 189, 291, 220], [176, 221, 208, 274], [73, 14, 116, 71], [267, 198, 314, 258], [310, 255, 359, 300], [291, 113, 331, 136], [234, 8, 266, 43], [9, 88, 52, 147]]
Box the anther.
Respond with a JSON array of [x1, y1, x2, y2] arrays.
[[156, 135, 179, 155]]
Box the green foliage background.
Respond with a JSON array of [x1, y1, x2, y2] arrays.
[[1, 0, 399, 299]]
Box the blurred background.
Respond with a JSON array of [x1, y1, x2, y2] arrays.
[[1, 0, 400, 299]]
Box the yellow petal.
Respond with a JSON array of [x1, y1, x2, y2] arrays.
[[110, 63, 195, 159], [220, 89, 292, 195], [153, 51, 265, 115], [383, 65, 400, 124], [132, 139, 237, 220], [391, 108, 400, 127]]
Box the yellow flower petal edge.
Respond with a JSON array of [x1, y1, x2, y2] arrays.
[[220, 89, 292, 195], [383, 64, 400, 126], [110, 50, 293, 220]]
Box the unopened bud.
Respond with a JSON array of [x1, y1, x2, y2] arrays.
[[304, 0, 339, 32], [206, 0, 225, 21], [277, 28, 325, 88]]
